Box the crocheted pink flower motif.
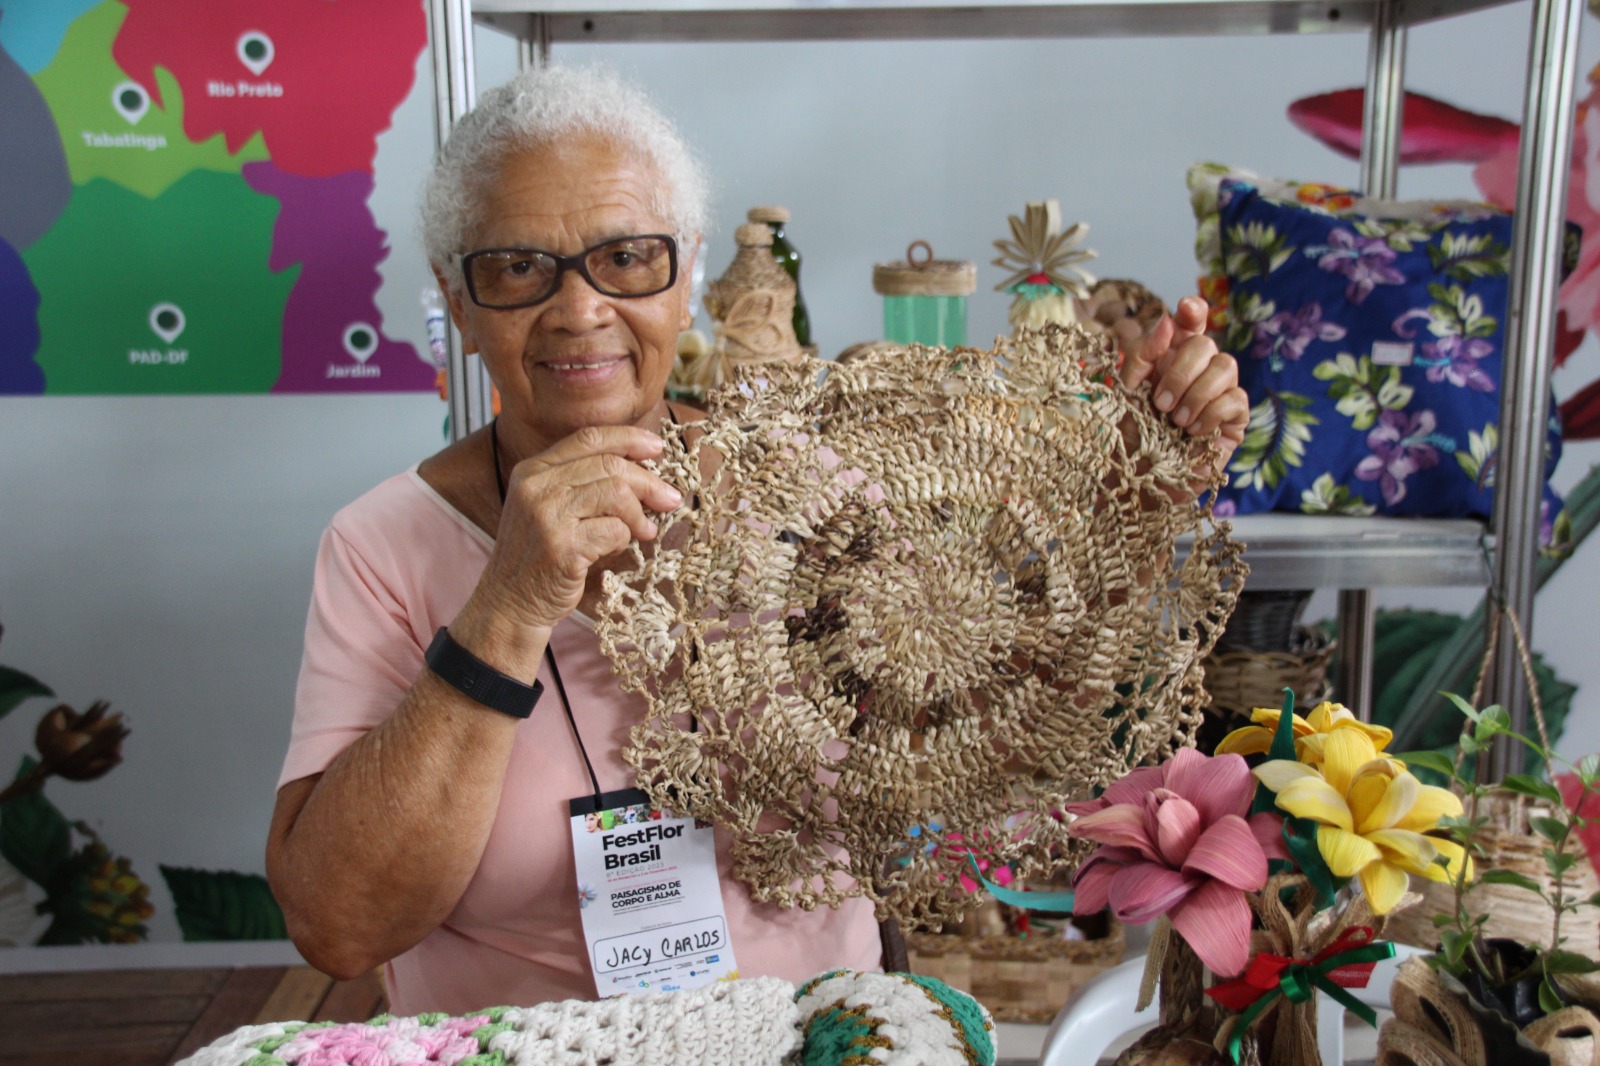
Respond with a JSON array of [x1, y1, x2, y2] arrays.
[[275, 1015, 489, 1066], [1066, 749, 1285, 977]]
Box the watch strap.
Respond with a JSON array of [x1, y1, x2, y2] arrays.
[[424, 628, 544, 719]]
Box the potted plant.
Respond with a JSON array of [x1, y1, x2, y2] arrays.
[[1377, 693, 1600, 1066]]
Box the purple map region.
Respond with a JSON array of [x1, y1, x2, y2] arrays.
[[243, 161, 435, 393], [0, 237, 45, 395], [0, 39, 70, 250]]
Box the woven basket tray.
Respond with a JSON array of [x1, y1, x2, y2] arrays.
[[1202, 624, 1335, 721], [906, 910, 1124, 1023], [1384, 792, 1600, 957]]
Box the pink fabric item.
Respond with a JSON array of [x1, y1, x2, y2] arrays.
[[281, 470, 880, 1015]]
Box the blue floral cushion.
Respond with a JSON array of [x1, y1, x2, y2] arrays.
[[1213, 177, 1571, 552]]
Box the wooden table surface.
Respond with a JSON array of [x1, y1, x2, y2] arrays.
[[0, 965, 386, 1065]]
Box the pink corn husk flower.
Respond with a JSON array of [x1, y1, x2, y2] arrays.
[[1067, 748, 1287, 977]]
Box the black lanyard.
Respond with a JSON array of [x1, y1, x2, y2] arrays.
[[488, 411, 695, 809], [490, 416, 603, 804]]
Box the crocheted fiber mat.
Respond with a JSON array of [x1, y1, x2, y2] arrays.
[[176, 969, 994, 1066], [595, 324, 1245, 925]]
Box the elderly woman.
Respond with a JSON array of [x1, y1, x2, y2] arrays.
[[266, 64, 1248, 1016]]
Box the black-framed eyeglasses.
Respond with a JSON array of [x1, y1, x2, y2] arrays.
[[458, 234, 679, 310]]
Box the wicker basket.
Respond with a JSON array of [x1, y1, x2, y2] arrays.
[[906, 909, 1124, 1023], [1216, 589, 1316, 653], [1384, 792, 1600, 957], [1203, 624, 1336, 721]]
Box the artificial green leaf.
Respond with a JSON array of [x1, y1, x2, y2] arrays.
[[1540, 978, 1565, 1015], [1545, 851, 1578, 877], [1441, 691, 1481, 723], [1269, 689, 1298, 760], [1372, 614, 1464, 731], [1384, 464, 1591, 748], [0, 758, 70, 887], [1475, 706, 1511, 741], [1532, 817, 1568, 844], [1396, 750, 1459, 780], [1283, 814, 1339, 907], [1478, 869, 1543, 894], [1542, 949, 1600, 975], [159, 866, 287, 941], [1501, 774, 1564, 805], [0, 666, 53, 721], [1439, 929, 1468, 967], [1582, 753, 1600, 786]]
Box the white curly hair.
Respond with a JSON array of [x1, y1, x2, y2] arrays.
[[420, 64, 711, 289]]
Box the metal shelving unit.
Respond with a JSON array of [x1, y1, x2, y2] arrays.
[[428, 0, 1583, 769]]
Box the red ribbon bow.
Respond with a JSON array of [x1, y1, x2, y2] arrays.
[[1206, 926, 1380, 1012]]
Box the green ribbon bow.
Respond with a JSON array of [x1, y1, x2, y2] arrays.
[[1215, 938, 1396, 1064]]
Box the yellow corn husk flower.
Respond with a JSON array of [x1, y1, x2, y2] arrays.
[[1217, 700, 1394, 766], [1254, 728, 1470, 914]]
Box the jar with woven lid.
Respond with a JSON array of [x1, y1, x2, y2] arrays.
[[872, 242, 976, 347], [747, 205, 812, 347]]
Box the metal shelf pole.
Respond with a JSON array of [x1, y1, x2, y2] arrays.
[[1486, 0, 1584, 776], [1338, 0, 1407, 718], [431, 0, 495, 442]]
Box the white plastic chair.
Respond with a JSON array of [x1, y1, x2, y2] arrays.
[[1036, 942, 1426, 1066]]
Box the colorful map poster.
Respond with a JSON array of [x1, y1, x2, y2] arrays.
[[0, 0, 439, 394]]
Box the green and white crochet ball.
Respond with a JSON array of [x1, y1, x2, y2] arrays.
[[797, 969, 996, 1066]]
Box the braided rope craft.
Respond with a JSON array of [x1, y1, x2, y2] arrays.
[[177, 969, 994, 1066], [596, 323, 1247, 926]]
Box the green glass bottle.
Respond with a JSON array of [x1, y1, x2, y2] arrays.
[[748, 205, 812, 348]]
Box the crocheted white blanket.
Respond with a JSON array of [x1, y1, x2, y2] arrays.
[[178, 968, 995, 1066]]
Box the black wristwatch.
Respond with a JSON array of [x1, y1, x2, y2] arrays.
[[424, 628, 544, 719]]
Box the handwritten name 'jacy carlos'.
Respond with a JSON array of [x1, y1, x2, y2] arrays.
[[601, 918, 724, 970], [601, 823, 682, 869]]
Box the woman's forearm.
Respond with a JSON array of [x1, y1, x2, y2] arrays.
[[267, 610, 549, 978]]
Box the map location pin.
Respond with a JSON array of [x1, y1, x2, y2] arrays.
[[150, 303, 186, 344], [342, 322, 378, 363], [112, 81, 149, 125], [237, 31, 274, 77]]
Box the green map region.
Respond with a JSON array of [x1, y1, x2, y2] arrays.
[[33, 1, 268, 199], [23, 171, 295, 394]]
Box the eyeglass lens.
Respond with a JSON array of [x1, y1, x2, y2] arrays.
[[465, 235, 676, 309]]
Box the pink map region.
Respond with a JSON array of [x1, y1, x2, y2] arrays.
[[112, 0, 425, 178], [244, 161, 434, 394]]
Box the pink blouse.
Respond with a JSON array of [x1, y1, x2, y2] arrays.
[[281, 469, 880, 1015]]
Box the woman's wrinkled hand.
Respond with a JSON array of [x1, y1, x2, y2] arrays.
[[1120, 295, 1249, 475], [480, 426, 684, 634]]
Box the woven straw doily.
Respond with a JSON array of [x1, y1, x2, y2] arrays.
[[594, 323, 1246, 926]]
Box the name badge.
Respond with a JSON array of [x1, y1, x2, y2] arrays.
[[569, 787, 739, 997]]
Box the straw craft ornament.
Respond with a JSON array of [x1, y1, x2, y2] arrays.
[[993, 200, 1097, 334], [594, 323, 1247, 926]]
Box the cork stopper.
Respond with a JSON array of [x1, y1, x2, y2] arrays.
[[747, 205, 791, 224], [734, 222, 775, 247], [873, 241, 977, 297]]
